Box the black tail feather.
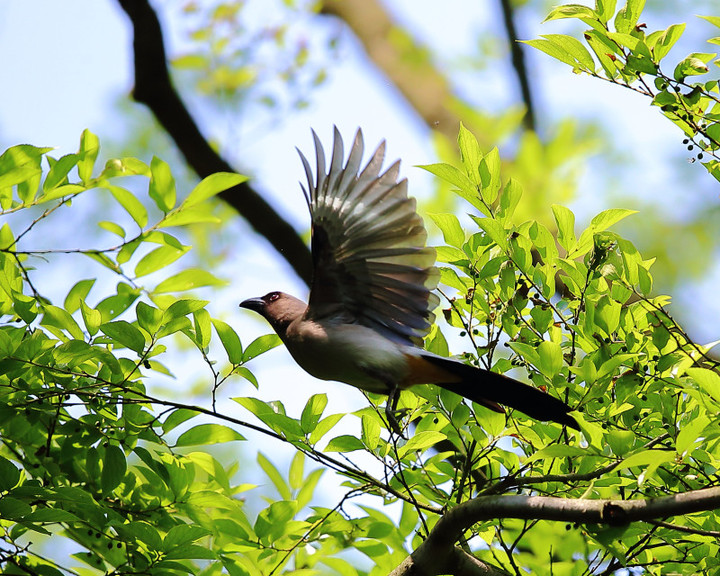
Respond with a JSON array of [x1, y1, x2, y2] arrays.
[[421, 354, 580, 430]]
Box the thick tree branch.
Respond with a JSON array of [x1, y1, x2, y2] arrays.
[[497, 0, 536, 131], [391, 487, 720, 576], [116, 0, 312, 285], [321, 0, 461, 142]]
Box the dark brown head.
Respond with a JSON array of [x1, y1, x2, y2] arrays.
[[239, 291, 307, 335]]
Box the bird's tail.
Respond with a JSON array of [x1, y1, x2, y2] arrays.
[[419, 353, 580, 430]]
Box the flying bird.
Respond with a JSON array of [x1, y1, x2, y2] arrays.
[[240, 128, 579, 432]]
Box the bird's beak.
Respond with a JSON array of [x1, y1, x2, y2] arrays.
[[239, 297, 265, 313]]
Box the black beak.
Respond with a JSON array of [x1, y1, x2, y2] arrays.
[[239, 297, 265, 313]]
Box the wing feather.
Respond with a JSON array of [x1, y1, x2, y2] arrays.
[[302, 128, 439, 345]]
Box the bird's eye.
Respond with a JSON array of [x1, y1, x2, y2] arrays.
[[266, 292, 281, 302]]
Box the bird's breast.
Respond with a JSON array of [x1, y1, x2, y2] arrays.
[[282, 320, 409, 394]]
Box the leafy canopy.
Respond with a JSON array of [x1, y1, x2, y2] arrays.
[[1, 125, 719, 575]]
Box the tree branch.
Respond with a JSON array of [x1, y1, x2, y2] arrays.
[[391, 488, 720, 576], [497, 0, 536, 131], [392, 545, 509, 576], [320, 0, 461, 142], [116, 0, 312, 285]]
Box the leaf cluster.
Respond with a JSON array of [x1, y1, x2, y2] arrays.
[[525, 0, 720, 181], [1, 127, 720, 575], [415, 124, 720, 573]]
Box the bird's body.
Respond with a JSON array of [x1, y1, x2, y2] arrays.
[[240, 128, 579, 431]]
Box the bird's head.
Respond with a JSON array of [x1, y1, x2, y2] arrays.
[[239, 291, 307, 335]]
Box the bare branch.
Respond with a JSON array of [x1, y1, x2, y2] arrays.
[[116, 0, 312, 285], [497, 0, 536, 131], [391, 545, 510, 576], [391, 488, 720, 576], [321, 0, 460, 141]]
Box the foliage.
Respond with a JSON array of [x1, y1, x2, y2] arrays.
[[173, 0, 333, 111], [524, 0, 720, 182], [1, 127, 719, 575], [422, 124, 720, 573]]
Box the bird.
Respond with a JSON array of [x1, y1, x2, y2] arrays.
[[240, 127, 579, 433]]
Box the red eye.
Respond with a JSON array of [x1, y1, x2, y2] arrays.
[[266, 292, 280, 302]]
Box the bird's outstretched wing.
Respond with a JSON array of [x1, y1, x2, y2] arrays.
[[298, 127, 440, 345]]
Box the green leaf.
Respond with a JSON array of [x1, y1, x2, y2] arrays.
[[148, 155, 176, 213], [573, 208, 637, 257], [498, 178, 522, 222], [429, 213, 465, 248], [594, 295, 622, 335], [458, 122, 482, 185], [106, 184, 148, 228], [101, 444, 127, 495], [184, 172, 248, 207], [117, 521, 163, 551], [478, 147, 501, 204], [243, 333, 282, 362], [80, 301, 102, 336], [616, 449, 675, 483], [543, 4, 597, 22], [40, 305, 84, 340], [419, 162, 488, 215], [77, 129, 99, 183], [325, 435, 365, 452], [537, 340, 563, 378], [525, 35, 595, 71], [163, 525, 211, 549], [212, 319, 243, 364], [233, 397, 305, 438], [614, 0, 645, 34], [43, 153, 79, 191], [472, 216, 508, 250], [135, 245, 189, 278], [96, 285, 140, 321], [288, 451, 305, 490], [99, 320, 146, 353], [64, 279, 95, 314], [699, 15, 720, 29], [98, 220, 125, 238], [254, 500, 297, 540], [158, 208, 222, 228], [136, 301, 164, 334], [686, 367, 720, 403], [0, 455, 21, 491], [162, 409, 199, 433], [162, 298, 208, 322], [361, 414, 381, 450], [607, 429, 635, 456], [258, 452, 291, 500], [398, 431, 446, 458], [308, 413, 344, 445], [596, 0, 617, 24], [300, 393, 328, 433], [175, 424, 245, 447], [674, 53, 713, 81], [296, 468, 323, 510], [585, 30, 621, 78], [676, 414, 710, 456], [154, 269, 226, 293], [552, 204, 577, 252], [193, 308, 212, 349], [590, 208, 637, 230], [653, 23, 686, 61]]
